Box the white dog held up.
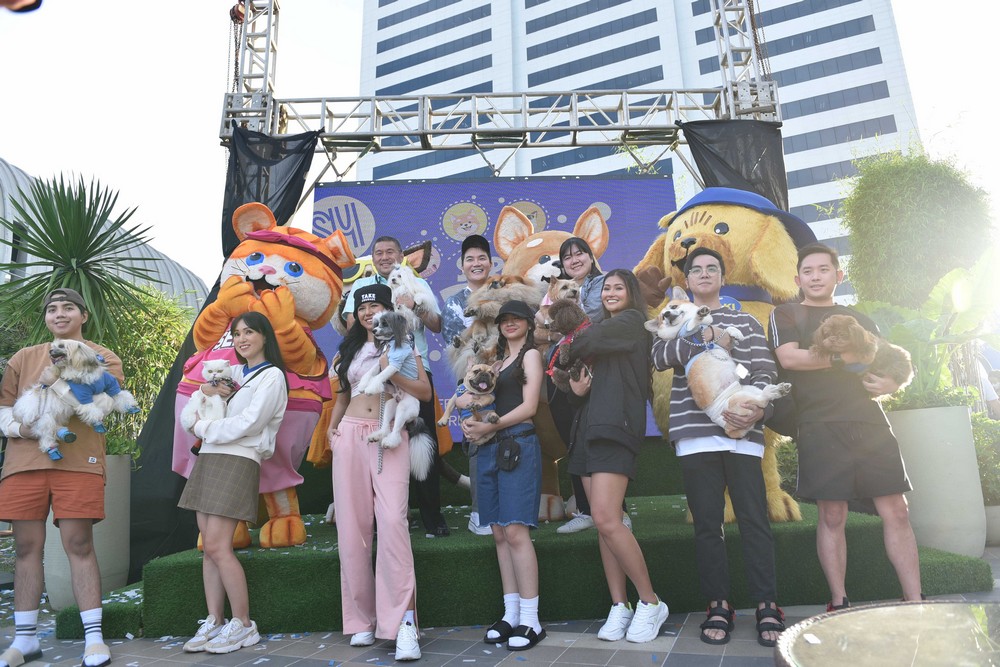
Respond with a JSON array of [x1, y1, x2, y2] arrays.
[[180, 359, 237, 433]]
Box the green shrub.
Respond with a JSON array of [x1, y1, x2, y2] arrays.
[[972, 412, 1000, 505]]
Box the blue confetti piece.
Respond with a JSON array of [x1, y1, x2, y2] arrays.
[[516, 657, 527, 661], [651, 655, 658, 663]]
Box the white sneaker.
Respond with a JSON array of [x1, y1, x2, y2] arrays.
[[468, 513, 492, 536], [556, 514, 595, 534], [622, 512, 633, 531], [625, 598, 669, 643], [350, 631, 375, 646], [183, 615, 226, 652], [597, 603, 634, 641], [394, 621, 421, 661], [204, 618, 261, 654]]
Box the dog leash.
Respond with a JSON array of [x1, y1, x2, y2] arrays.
[[545, 320, 591, 378], [376, 390, 385, 475]]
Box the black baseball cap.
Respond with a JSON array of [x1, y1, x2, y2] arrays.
[[353, 283, 393, 310], [461, 234, 491, 259], [44, 287, 87, 312], [494, 300, 535, 323]]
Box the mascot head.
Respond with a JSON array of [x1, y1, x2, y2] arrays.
[[648, 188, 816, 303], [224, 203, 356, 329]]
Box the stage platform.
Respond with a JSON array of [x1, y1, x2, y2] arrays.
[[56, 497, 992, 639]]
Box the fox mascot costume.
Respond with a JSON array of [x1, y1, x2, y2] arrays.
[[172, 202, 355, 548]]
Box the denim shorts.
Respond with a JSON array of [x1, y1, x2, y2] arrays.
[[476, 423, 541, 528]]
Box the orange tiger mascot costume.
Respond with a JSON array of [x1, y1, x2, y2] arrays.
[[172, 202, 355, 547]]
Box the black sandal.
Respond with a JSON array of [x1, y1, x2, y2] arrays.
[[699, 601, 735, 645], [483, 619, 514, 644], [507, 625, 546, 651], [755, 603, 785, 648]]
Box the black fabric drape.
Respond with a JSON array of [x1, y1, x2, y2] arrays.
[[680, 119, 789, 211], [221, 125, 320, 256], [128, 126, 318, 582]]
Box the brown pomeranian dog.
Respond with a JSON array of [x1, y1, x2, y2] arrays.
[[810, 314, 914, 397]]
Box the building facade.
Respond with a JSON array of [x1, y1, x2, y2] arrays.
[[358, 0, 918, 259]]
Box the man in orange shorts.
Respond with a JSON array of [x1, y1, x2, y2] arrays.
[[0, 288, 121, 667]]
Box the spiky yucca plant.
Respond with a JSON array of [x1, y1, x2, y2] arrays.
[[0, 175, 161, 348]]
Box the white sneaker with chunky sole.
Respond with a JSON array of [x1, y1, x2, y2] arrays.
[[394, 621, 421, 661], [625, 598, 669, 643], [204, 618, 261, 654], [597, 603, 634, 641], [350, 631, 376, 647], [183, 615, 226, 652]]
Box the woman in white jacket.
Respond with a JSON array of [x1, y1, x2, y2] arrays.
[[178, 311, 289, 655]]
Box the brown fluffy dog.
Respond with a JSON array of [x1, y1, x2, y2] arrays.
[[810, 314, 914, 397], [545, 298, 591, 393]]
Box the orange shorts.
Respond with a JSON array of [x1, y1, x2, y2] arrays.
[[0, 470, 105, 524]]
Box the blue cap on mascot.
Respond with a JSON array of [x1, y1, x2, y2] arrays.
[[669, 187, 816, 249]]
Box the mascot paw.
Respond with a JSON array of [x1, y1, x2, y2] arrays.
[[216, 276, 256, 317], [251, 285, 297, 329], [636, 265, 672, 308], [259, 515, 307, 548], [538, 493, 566, 522]]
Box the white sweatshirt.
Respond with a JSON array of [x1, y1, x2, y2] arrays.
[[193, 364, 287, 463]]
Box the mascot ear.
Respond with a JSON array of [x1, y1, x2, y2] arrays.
[[573, 206, 610, 258], [493, 206, 534, 260], [657, 211, 678, 230], [747, 216, 800, 301], [323, 230, 357, 268], [232, 202, 278, 241]]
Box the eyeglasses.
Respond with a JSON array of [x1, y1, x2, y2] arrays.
[[688, 265, 721, 276]]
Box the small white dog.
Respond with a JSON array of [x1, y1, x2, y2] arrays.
[[646, 287, 790, 440], [355, 309, 436, 480], [13, 339, 140, 460], [386, 263, 439, 326], [180, 359, 237, 433]]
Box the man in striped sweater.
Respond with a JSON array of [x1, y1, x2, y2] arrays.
[[650, 248, 784, 648]]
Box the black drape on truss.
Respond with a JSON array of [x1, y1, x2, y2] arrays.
[[128, 126, 319, 582], [680, 119, 789, 211]]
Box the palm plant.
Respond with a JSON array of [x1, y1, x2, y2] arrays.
[[0, 175, 161, 348]]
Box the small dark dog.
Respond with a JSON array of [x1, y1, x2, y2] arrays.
[[546, 298, 592, 394], [811, 314, 913, 397], [437, 362, 500, 446]]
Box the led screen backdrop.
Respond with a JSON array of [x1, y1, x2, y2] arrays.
[[312, 175, 676, 437]]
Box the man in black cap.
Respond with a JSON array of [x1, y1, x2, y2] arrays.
[[0, 288, 121, 667], [441, 235, 494, 535]]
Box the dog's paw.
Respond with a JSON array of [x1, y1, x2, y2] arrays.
[[381, 432, 402, 449], [724, 326, 745, 341], [487, 412, 500, 424], [436, 418, 449, 427]]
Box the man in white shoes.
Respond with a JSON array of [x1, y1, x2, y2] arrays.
[[440, 234, 494, 537]]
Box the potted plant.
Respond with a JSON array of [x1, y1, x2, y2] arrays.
[[855, 255, 1000, 557]]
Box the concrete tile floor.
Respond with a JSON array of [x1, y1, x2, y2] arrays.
[[4, 547, 999, 666]]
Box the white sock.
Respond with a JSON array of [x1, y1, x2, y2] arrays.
[[9, 609, 40, 657], [486, 593, 521, 640], [403, 610, 415, 625], [518, 596, 541, 634], [80, 608, 108, 667]]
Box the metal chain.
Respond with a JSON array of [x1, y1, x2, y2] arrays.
[[376, 390, 385, 475]]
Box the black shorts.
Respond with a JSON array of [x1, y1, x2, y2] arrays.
[[567, 437, 638, 480], [796, 421, 911, 501]]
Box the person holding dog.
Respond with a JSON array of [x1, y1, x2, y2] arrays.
[[178, 311, 288, 654], [650, 248, 785, 647], [441, 234, 494, 536], [0, 288, 120, 667], [328, 283, 432, 661], [461, 300, 546, 651], [565, 269, 670, 643], [769, 243, 922, 610], [343, 236, 450, 537]]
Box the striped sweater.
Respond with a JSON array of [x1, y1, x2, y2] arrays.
[[650, 307, 777, 448]]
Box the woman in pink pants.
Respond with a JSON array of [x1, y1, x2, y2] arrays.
[[327, 283, 431, 661]]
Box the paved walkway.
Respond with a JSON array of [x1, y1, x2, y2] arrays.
[[3, 547, 999, 667]]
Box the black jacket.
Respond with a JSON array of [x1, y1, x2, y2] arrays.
[[568, 309, 651, 454]]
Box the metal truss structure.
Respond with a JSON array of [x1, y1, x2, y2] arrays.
[[220, 0, 777, 181]]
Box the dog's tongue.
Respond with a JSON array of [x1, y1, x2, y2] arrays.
[[476, 381, 489, 391]]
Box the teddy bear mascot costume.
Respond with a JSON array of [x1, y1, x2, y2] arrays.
[[635, 187, 815, 522], [172, 202, 355, 547]]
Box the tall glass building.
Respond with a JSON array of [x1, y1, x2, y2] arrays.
[[358, 0, 918, 254]]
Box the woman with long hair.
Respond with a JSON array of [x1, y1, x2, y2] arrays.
[[566, 269, 669, 643], [179, 311, 288, 655], [327, 283, 431, 661], [462, 300, 546, 651]]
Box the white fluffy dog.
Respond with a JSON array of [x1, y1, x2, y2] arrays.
[[13, 339, 139, 460], [180, 359, 236, 433], [646, 287, 790, 440], [386, 263, 439, 326]]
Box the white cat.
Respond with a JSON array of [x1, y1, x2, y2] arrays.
[[180, 359, 237, 432]]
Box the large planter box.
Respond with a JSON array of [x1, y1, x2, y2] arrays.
[[888, 406, 986, 558]]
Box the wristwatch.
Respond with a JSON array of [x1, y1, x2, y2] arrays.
[[830, 353, 844, 369]]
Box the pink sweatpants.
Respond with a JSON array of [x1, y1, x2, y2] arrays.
[[331, 416, 417, 639]]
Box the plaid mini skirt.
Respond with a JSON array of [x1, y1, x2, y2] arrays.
[[179, 453, 260, 522]]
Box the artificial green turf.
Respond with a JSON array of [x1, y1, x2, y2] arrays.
[[113, 498, 990, 638]]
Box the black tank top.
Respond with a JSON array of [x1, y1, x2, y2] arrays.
[[494, 361, 522, 417]]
